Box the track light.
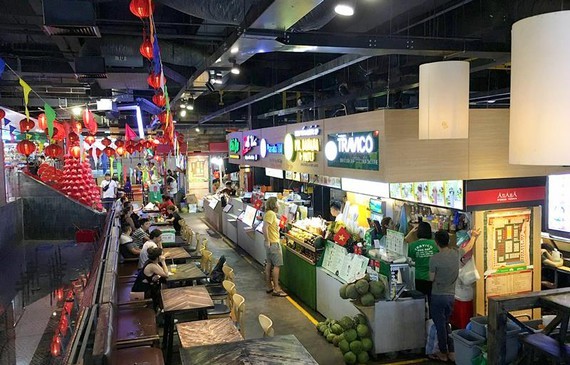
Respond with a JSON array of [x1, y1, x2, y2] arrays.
[[180, 104, 187, 109], [230, 58, 240, 75], [230, 46, 239, 54], [195, 127, 200, 133], [214, 79, 223, 85], [187, 100, 194, 111], [335, 1, 355, 16]]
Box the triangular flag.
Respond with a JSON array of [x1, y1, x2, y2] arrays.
[[125, 124, 137, 141], [152, 34, 161, 75], [44, 103, 56, 138], [0, 58, 5, 77], [4, 118, 11, 127], [9, 126, 16, 135], [19, 78, 32, 120]]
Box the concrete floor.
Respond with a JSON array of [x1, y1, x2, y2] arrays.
[[172, 213, 437, 365]]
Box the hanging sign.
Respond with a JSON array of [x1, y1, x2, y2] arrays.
[[464, 177, 546, 211], [325, 130, 379, 170], [242, 134, 259, 161], [260, 138, 283, 158], [283, 125, 321, 162], [229, 138, 240, 159]]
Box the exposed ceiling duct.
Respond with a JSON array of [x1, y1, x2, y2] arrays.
[[42, 0, 101, 37], [158, 0, 260, 24], [289, 1, 337, 32]]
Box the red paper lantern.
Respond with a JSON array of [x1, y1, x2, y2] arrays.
[[103, 147, 115, 157], [72, 120, 82, 134], [84, 135, 96, 146], [37, 113, 47, 130], [140, 37, 153, 60], [101, 137, 112, 147], [116, 146, 126, 156], [68, 132, 79, 143], [95, 148, 103, 157], [152, 90, 166, 107], [19, 118, 35, 132], [115, 139, 125, 148], [17, 140, 36, 156], [129, 0, 154, 18], [135, 143, 144, 152], [70, 146, 81, 159], [0, 109, 5, 120], [143, 139, 153, 149], [45, 144, 63, 158], [147, 72, 164, 89], [126, 145, 135, 155]]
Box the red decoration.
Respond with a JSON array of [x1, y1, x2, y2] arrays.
[[68, 132, 79, 143], [103, 147, 115, 157], [101, 137, 112, 147], [129, 0, 154, 18], [0, 109, 5, 120], [116, 146, 126, 156], [147, 72, 164, 89], [334, 227, 351, 246], [140, 37, 153, 60], [50, 336, 61, 357], [19, 118, 35, 132], [59, 154, 102, 210], [69, 146, 81, 159], [84, 135, 96, 146], [51, 121, 67, 141], [143, 139, 153, 149], [279, 215, 288, 229], [37, 113, 47, 130], [17, 140, 36, 156], [95, 148, 103, 157], [71, 120, 82, 134], [115, 139, 125, 148], [152, 90, 166, 107], [135, 143, 144, 152], [82, 109, 97, 135], [45, 144, 63, 159], [126, 145, 135, 155]]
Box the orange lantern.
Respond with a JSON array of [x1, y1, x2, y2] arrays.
[[45, 144, 63, 159], [140, 37, 153, 60], [103, 147, 115, 157], [129, 0, 154, 18], [147, 72, 164, 89], [116, 146, 126, 156], [135, 143, 144, 152], [152, 90, 166, 107], [17, 140, 36, 156], [37, 113, 47, 130], [68, 132, 79, 143], [19, 118, 35, 132], [126, 144, 135, 155], [115, 139, 125, 148], [84, 135, 96, 146], [101, 137, 112, 147], [69, 146, 81, 159], [72, 120, 82, 134]]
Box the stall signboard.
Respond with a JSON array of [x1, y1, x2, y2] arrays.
[[389, 180, 464, 210], [260, 125, 287, 169], [283, 122, 324, 175], [228, 132, 242, 162], [229, 138, 240, 158], [464, 177, 546, 211], [242, 133, 260, 162], [325, 130, 380, 170], [312, 175, 342, 189]]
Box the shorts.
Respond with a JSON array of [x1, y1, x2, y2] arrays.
[[265, 242, 283, 267]]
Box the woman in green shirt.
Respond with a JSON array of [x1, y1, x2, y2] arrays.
[[408, 222, 439, 301]]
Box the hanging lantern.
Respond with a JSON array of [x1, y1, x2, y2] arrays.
[[135, 143, 144, 152], [101, 137, 112, 147], [129, 0, 154, 18], [84, 135, 96, 146], [152, 90, 166, 107], [59, 315, 69, 336], [95, 148, 103, 157], [419, 61, 469, 140], [0, 109, 5, 120], [72, 120, 82, 134], [115, 139, 125, 148], [126, 144, 135, 155], [70, 146, 81, 159], [147, 72, 164, 89], [103, 147, 115, 157], [45, 144, 63, 159], [143, 139, 153, 149], [116, 146, 126, 156], [158, 111, 168, 123], [68, 132, 79, 143], [37, 113, 47, 130], [17, 140, 36, 156], [140, 37, 154, 60], [19, 118, 35, 132]]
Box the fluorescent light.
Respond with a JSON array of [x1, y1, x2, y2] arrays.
[[187, 103, 194, 111], [334, 3, 354, 16], [180, 110, 187, 117], [214, 79, 223, 85], [72, 106, 83, 116], [230, 46, 239, 54], [341, 177, 389, 197], [180, 104, 187, 109], [135, 106, 144, 138]]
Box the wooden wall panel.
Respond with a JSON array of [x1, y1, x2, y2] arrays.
[[322, 111, 385, 181], [383, 110, 469, 182]]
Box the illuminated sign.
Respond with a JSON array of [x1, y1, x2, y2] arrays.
[[325, 131, 379, 170], [243, 135, 259, 161], [389, 180, 464, 210], [229, 138, 240, 159], [284, 126, 321, 163], [260, 138, 283, 158]]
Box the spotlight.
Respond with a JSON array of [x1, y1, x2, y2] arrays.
[[230, 46, 239, 54], [214, 79, 223, 85], [187, 102, 194, 111], [180, 104, 187, 109], [230, 59, 240, 75], [72, 106, 82, 116], [334, 2, 354, 16], [180, 109, 187, 117], [195, 127, 200, 133]]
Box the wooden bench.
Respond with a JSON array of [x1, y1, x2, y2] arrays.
[[521, 333, 570, 364]]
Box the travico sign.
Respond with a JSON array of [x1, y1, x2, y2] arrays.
[[325, 131, 379, 170]]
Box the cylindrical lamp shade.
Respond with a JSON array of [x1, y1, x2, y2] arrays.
[[419, 61, 469, 139], [510, 11, 570, 165]]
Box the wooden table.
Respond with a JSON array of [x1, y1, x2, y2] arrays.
[[166, 263, 207, 287], [150, 225, 174, 232], [176, 317, 243, 348], [151, 220, 172, 227], [163, 247, 191, 261], [179, 335, 318, 365], [541, 294, 570, 342], [161, 286, 214, 364]]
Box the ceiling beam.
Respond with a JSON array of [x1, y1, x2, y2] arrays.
[[199, 54, 370, 124]]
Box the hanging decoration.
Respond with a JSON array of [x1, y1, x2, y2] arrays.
[[59, 155, 103, 210], [101, 137, 112, 147], [37, 113, 47, 130], [116, 146, 126, 156], [71, 120, 82, 134], [147, 72, 164, 89], [152, 90, 166, 107], [84, 135, 96, 146], [44, 103, 56, 138], [17, 140, 36, 156], [19, 78, 32, 120], [82, 108, 97, 135], [103, 146, 115, 157], [44, 144, 63, 159], [125, 124, 137, 141], [68, 132, 79, 144], [140, 37, 154, 60], [115, 139, 125, 148], [129, 0, 154, 19], [69, 145, 81, 159], [19, 118, 35, 132]]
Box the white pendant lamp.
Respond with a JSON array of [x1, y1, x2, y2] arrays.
[[510, 11, 570, 165], [419, 61, 469, 139]]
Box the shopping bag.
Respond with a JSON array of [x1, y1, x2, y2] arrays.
[[425, 319, 439, 355], [459, 258, 480, 286]]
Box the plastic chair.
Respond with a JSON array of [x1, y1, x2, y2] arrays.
[[231, 293, 245, 337], [222, 265, 235, 282], [223, 280, 236, 309], [258, 314, 274, 337], [200, 250, 213, 274]]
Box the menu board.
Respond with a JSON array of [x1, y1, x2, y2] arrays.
[[209, 198, 219, 210], [240, 205, 257, 227], [485, 270, 533, 297], [548, 174, 570, 232], [321, 242, 370, 283], [484, 209, 532, 273], [385, 229, 405, 256], [389, 180, 464, 210]]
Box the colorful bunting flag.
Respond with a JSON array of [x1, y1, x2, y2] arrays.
[[44, 103, 56, 138], [19, 78, 32, 120], [125, 124, 137, 141], [0, 58, 5, 77], [8, 126, 16, 134], [4, 118, 11, 127], [152, 34, 161, 75]]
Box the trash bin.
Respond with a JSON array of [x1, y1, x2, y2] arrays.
[[469, 316, 488, 337], [468, 317, 521, 363], [451, 329, 485, 365], [451, 299, 473, 329]]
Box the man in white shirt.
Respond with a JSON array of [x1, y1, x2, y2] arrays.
[[100, 173, 118, 212], [138, 229, 163, 268]]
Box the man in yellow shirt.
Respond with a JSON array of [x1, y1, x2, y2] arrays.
[[263, 197, 287, 296]]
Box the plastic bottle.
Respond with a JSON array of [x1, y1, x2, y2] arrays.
[[390, 271, 398, 300]]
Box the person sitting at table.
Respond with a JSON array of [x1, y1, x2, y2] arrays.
[[165, 205, 183, 234], [158, 195, 174, 215], [119, 225, 141, 259], [131, 247, 169, 311], [132, 218, 151, 248], [139, 229, 163, 269], [121, 205, 136, 231]]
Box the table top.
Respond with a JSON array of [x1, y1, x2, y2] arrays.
[[541, 293, 570, 312], [179, 335, 318, 365], [163, 247, 191, 260], [176, 318, 243, 348], [161, 286, 214, 313], [152, 220, 173, 226], [166, 263, 207, 283]]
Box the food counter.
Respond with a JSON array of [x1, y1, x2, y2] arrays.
[[222, 198, 241, 244], [203, 195, 222, 231], [316, 267, 360, 320]]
